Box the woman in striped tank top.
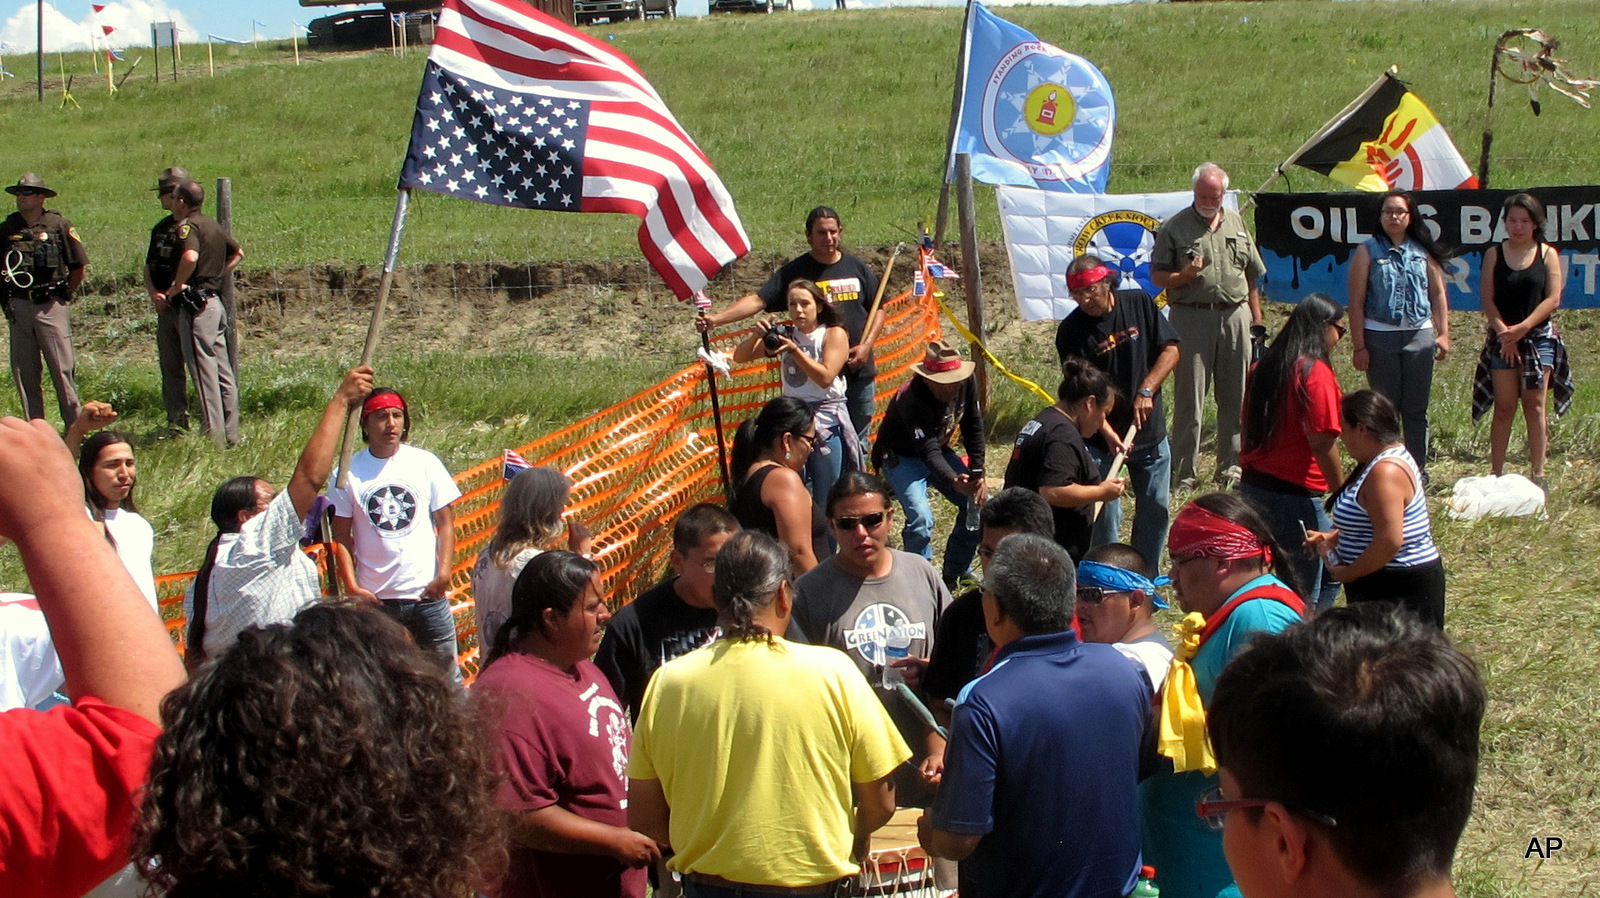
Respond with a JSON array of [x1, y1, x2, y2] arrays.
[[1307, 390, 1445, 627]]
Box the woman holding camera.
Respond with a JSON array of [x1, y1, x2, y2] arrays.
[[1347, 189, 1450, 481], [733, 279, 854, 510], [729, 396, 828, 574]]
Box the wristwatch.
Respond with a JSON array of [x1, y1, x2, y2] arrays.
[[1136, 388, 1154, 399]]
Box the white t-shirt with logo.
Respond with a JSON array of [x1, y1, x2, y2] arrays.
[[99, 507, 158, 613], [328, 444, 462, 601]]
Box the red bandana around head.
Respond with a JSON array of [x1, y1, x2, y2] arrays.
[[1168, 503, 1273, 567], [1066, 264, 1114, 292], [362, 392, 406, 417]]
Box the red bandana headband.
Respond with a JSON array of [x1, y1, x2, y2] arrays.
[[362, 392, 406, 416], [923, 355, 964, 373], [1168, 503, 1273, 567], [1066, 264, 1114, 292]]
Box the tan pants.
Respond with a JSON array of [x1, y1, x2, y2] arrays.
[[1168, 302, 1251, 484], [158, 298, 239, 444], [7, 298, 80, 426]]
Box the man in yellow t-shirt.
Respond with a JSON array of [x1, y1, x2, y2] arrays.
[[629, 530, 910, 894]]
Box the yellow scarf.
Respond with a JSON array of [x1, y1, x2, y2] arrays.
[[1157, 612, 1216, 774]]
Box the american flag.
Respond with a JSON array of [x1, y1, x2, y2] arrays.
[[398, 0, 749, 299], [502, 448, 532, 480]]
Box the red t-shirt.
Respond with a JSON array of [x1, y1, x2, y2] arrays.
[[1241, 358, 1342, 492], [474, 653, 644, 898], [0, 698, 162, 898]]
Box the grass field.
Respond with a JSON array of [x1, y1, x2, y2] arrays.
[[1, 0, 1597, 273], [1, 2, 1598, 894]]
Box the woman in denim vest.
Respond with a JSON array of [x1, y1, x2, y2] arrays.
[[1346, 190, 1450, 483]]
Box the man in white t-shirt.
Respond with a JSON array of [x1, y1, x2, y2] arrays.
[[329, 388, 462, 683], [1075, 543, 1174, 691]]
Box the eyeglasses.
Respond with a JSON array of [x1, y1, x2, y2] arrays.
[[1329, 321, 1347, 339], [832, 511, 888, 531], [159, 187, 176, 196], [1075, 586, 1132, 605], [14, 189, 45, 196], [1381, 207, 1410, 218], [1196, 786, 1338, 832], [793, 432, 817, 447], [1170, 552, 1208, 568], [693, 559, 716, 574]]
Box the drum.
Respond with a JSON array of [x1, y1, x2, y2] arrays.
[[856, 808, 937, 896]]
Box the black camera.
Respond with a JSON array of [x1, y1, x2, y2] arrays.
[[763, 322, 800, 352]]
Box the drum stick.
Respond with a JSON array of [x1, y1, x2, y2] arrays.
[[1091, 424, 1138, 523], [892, 682, 948, 739]]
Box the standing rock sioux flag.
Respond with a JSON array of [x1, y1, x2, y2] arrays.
[[1288, 71, 1478, 192], [398, 0, 749, 298], [949, 3, 1115, 193]]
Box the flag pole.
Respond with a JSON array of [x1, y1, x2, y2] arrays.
[[335, 189, 412, 490], [933, 0, 977, 249], [698, 328, 733, 502], [1252, 67, 1397, 197]]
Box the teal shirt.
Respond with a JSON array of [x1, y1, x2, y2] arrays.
[[1139, 576, 1302, 898]]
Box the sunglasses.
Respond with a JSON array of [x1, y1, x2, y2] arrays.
[[1195, 786, 1338, 832], [831, 511, 888, 531], [14, 189, 46, 196], [793, 432, 817, 447], [1329, 320, 1347, 339], [1075, 586, 1132, 605]]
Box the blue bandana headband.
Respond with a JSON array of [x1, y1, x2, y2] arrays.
[[1076, 560, 1171, 610]]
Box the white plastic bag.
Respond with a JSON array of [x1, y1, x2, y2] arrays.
[[1446, 474, 1547, 520]]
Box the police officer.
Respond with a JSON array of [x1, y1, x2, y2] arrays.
[[145, 166, 193, 434], [145, 177, 242, 446], [1, 173, 88, 426]]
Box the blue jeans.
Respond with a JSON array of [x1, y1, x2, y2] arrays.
[[1238, 482, 1340, 611], [804, 430, 845, 514], [380, 597, 464, 686], [883, 450, 981, 582], [845, 375, 876, 467], [1087, 437, 1172, 577]]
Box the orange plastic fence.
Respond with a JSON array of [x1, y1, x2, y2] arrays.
[[154, 283, 942, 676]]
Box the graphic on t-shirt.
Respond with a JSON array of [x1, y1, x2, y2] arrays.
[[783, 340, 819, 390], [1094, 325, 1142, 357], [581, 682, 630, 782], [817, 276, 864, 305], [365, 484, 419, 535], [843, 603, 927, 667], [655, 627, 721, 669]]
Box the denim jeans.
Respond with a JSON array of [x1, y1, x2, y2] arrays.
[[380, 597, 464, 686], [1364, 328, 1435, 469], [1087, 437, 1172, 577], [882, 450, 981, 582], [1238, 482, 1340, 611], [804, 430, 845, 514], [845, 376, 876, 467]]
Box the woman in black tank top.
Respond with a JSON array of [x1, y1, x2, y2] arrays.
[[1479, 192, 1564, 479], [728, 397, 830, 573]]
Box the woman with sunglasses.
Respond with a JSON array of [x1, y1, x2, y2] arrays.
[[1307, 390, 1445, 628], [1142, 493, 1306, 898], [728, 396, 827, 574], [1238, 293, 1346, 611], [1347, 190, 1451, 482]]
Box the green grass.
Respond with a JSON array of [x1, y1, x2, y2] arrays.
[[1, 0, 1597, 276], [0, 4, 1598, 893]]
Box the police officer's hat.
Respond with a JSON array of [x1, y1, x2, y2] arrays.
[[155, 166, 190, 191], [6, 173, 57, 198]]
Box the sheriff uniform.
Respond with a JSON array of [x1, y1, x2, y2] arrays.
[[1, 173, 87, 425]]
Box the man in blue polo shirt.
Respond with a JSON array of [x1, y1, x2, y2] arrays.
[[918, 533, 1152, 898]]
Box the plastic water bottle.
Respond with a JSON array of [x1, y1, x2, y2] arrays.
[[881, 634, 911, 687], [1131, 865, 1160, 897], [964, 469, 985, 531]]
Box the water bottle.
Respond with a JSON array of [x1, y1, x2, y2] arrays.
[[964, 469, 984, 531], [1131, 865, 1160, 898], [881, 633, 911, 687]]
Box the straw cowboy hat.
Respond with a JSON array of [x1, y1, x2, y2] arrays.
[[912, 340, 976, 384]]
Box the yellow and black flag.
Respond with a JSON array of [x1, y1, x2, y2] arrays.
[[1286, 71, 1479, 192]]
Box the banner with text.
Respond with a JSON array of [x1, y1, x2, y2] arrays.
[[1256, 187, 1600, 310]]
